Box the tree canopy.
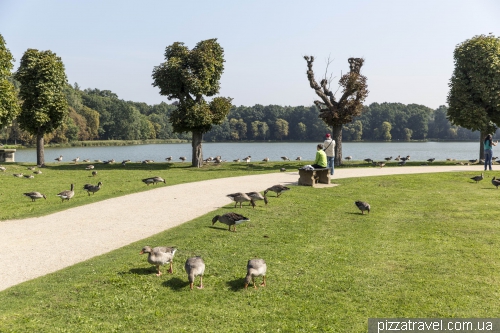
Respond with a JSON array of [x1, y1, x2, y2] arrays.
[[14, 49, 68, 165], [0, 34, 20, 128], [447, 34, 500, 157], [152, 39, 232, 167]]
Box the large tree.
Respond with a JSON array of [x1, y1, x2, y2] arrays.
[[447, 34, 500, 159], [15, 49, 68, 165], [0, 34, 20, 128], [152, 39, 232, 167], [304, 56, 368, 166]]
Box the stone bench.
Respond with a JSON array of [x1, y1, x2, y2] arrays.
[[297, 168, 331, 187], [0, 149, 16, 162]]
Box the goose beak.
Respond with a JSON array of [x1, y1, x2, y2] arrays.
[[139, 251, 144, 255]]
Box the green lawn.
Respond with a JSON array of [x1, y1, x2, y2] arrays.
[[1, 169, 499, 332]]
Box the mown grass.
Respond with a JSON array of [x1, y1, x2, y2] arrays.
[[1, 170, 499, 332]]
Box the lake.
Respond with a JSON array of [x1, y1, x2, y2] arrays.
[[11, 141, 483, 163]]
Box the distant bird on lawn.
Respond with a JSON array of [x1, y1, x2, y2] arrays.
[[83, 182, 102, 196], [179, 156, 186, 162], [355, 201, 371, 215], [384, 156, 392, 161], [427, 158, 436, 163], [492, 177, 500, 189], [245, 259, 267, 289], [470, 173, 484, 183], [142, 176, 166, 186], [280, 167, 286, 172], [185, 256, 205, 290], [281, 156, 290, 161], [33, 170, 42, 174], [92, 171, 97, 177], [140, 246, 177, 276], [394, 155, 401, 161], [243, 156, 251, 163], [27, 166, 36, 170], [85, 165, 95, 170], [264, 184, 290, 197], [345, 156, 352, 162], [23, 174, 34, 179], [400, 155, 410, 161], [364, 158, 373, 163], [165, 156, 172, 162], [226, 192, 255, 208], [398, 160, 407, 166], [13, 173, 23, 178], [233, 158, 240, 163], [23, 192, 46, 202], [57, 184, 75, 202], [469, 159, 478, 164], [0, 166, 6, 172], [212, 212, 249, 232], [83, 159, 90, 163], [54, 155, 63, 162], [262, 157, 269, 162], [246, 192, 268, 206], [72, 157, 79, 164]]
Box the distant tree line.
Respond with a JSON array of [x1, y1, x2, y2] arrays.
[[1, 83, 482, 145]]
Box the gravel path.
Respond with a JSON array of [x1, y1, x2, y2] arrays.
[[0, 165, 483, 291]]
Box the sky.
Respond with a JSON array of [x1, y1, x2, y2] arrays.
[[1, 0, 499, 109]]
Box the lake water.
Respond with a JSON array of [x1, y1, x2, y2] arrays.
[[11, 141, 483, 163]]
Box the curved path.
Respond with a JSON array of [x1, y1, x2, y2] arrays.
[[0, 165, 483, 291]]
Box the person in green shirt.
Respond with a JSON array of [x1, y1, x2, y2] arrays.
[[312, 144, 327, 168]]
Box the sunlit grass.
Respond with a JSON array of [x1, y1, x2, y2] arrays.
[[1, 171, 499, 332]]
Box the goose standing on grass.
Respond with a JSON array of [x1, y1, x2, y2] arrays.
[[13, 173, 23, 178], [264, 185, 290, 197], [296, 156, 302, 161], [470, 173, 484, 183], [0, 165, 6, 172], [23, 192, 46, 202], [185, 256, 205, 290], [345, 156, 352, 162], [55, 155, 63, 162], [427, 158, 436, 163], [85, 165, 94, 170], [394, 155, 401, 161], [57, 184, 75, 202], [243, 156, 251, 163], [384, 156, 392, 161], [23, 174, 34, 179], [492, 177, 500, 189], [165, 156, 172, 162], [355, 201, 370, 214], [212, 212, 249, 232], [140, 246, 177, 276], [92, 171, 97, 177], [245, 259, 267, 289], [281, 156, 290, 161], [72, 157, 79, 164], [142, 176, 166, 186], [179, 156, 186, 162], [262, 157, 269, 162], [83, 182, 102, 195], [33, 170, 42, 174], [226, 192, 256, 208]]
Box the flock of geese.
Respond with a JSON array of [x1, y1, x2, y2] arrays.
[[469, 173, 500, 189], [140, 184, 291, 290]]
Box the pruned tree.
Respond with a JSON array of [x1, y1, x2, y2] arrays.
[[0, 34, 20, 128], [152, 39, 232, 167], [447, 34, 500, 159], [14, 49, 68, 165], [304, 56, 368, 165]]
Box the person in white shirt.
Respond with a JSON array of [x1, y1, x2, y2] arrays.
[[323, 133, 336, 175]]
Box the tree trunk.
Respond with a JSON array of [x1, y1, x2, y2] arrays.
[[332, 124, 342, 166], [479, 130, 486, 160], [192, 131, 203, 168], [36, 130, 45, 166]]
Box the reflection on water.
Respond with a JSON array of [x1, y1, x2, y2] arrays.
[[12, 141, 481, 163]]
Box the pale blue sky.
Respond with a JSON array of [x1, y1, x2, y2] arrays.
[[1, 0, 499, 109]]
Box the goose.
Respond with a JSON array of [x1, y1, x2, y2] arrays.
[[244, 259, 267, 289], [394, 155, 401, 161], [226, 192, 255, 208], [280, 167, 286, 172], [94, 159, 102, 163], [23, 192, 46, 202], [140, 246, 177, 276], [185, 256, 205, 290], [83, 159, 90, 162], [57, 184, 75, 202], [470, 173, 484, 183], [355, 201, 370, 214], [246, 192, 268, 206], [233, 158, 240, 163], [262, 157, 269, 162], [83, 182, 102, 195], [264, 185, 290, 197], [377, 162, 386, 168], [54, 155, 63, 162], [398, 160, 407, 166], [492, 177, 500, 189], [345, 156, 352, 162], [384, 156, 392, 161], [0, 165, 6, 172], [179, 157, 186, 162], [400, 155, 410, 161], [33, 170, 42, 174], [92, 171, 97, 177], [23, 174, 34, 179], [364, 158, 373, 163], [72, 157, 79, 164], [165, 156, 173, 162], [281, 156, 290, 161], [212, 212, 249, 232], [243, 156, 251, 163], [427, 158, 436, 163], [85, 165, 95, 170], [142, 176, 166, 186], [27, 166, 36, 170], [468, 159, 478, 164], [13, 173, 23, 178], [296, 156, 302, 161]]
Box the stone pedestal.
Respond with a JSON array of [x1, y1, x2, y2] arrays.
[[297, 168, 331, 187], [0, 149, 16, 162]]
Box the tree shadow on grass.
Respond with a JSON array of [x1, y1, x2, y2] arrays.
[[162, 277, 190, 291], [226, 278, 246, 291]]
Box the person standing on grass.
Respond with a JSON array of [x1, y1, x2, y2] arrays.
[[323, 133, 335, 175], [311, 144, 327, 169], [484, 134, 498, 171]]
